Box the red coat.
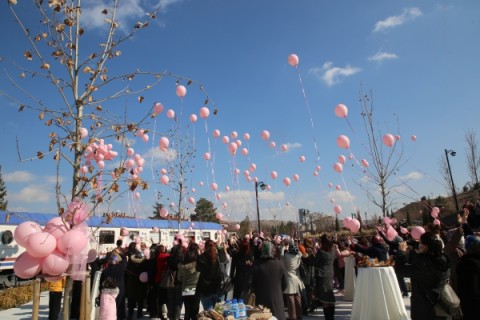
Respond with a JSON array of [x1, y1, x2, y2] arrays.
[[155, 252, 170, 283]]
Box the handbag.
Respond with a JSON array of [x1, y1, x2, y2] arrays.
[[434, 282, 462, 318], [160, 270, 176, 288]]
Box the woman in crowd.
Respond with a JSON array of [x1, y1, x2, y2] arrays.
[[177, 242, 201, 320], [166, 242, 184, 320], [282, 240, 304, 320], [397, 231, 451, 319], [231, 238, 254, 301], [456, 235, 480, 320], [155, 245, 170, 320], [314, 235, 336, 320], [99, 276, 119, 320], [252, 240, 287, 320], [125, 244, 147, 320], [100, 253, 127, 320], [196, 239, 222, 311]]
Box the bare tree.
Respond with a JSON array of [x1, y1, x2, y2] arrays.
[[465, 129, 480, 187], [357, 91, 406, 217]]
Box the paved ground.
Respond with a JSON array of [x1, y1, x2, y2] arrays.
[[0, 290, 412, 320]]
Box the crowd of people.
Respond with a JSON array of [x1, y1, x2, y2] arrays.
[[85, 201, 480, 320]]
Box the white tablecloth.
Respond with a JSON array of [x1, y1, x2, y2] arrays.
[[350, 266, 409, 320], [343, 256, 356, 301]]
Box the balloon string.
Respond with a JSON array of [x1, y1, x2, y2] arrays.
[[150, 118, 159, 203], [340, 173, 357, 216], [296, 68, 322, 162]]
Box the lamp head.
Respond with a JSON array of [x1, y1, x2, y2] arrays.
[[258, 182, 267, 190], [451, 151, 456, 157]]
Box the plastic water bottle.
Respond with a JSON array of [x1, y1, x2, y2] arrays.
[[230, 298, 239, 319], [237, 299, 247, 320], [223, 300, 232, 317]]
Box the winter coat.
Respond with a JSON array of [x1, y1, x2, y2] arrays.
[[396, 250, 451, 320], [456, 251, 480, 320], [100, 257, 126, 299], [252, 258, 287, 320], [195, 253, 221, 297], [99, 287, 119, 320], [155, 252, 170, 283], [177, 261, 200, 291], [353, 243, 389, 262], [281, 251, 305, 294], [125, 255, 147, 300], [230, 251, 254, 298]]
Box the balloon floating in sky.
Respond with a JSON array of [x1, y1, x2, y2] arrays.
[[299, 156, 305, 162], [269, 141, 276, 148], [335, 185, 341, 191], [336, 135, 350, 149], [334, 205, 342, 214], [334, 104, 348, 118], [361, 159, 369, 168], [382, 133, 395, 147], [244, 133, 250, 141], [166, 109, 175, 119], [231, 131, 238, 139], [203, 152, 211, 160], [199, 107, 210, 119], [411, 226, 425, 240], [154, 102, 164, 114], [283, 177, 291, 187], [159, 137, 169, 151], [176, 85, 186, 97], [281, 144, 288, 152], [411, 135, 417, 142], [189, 114, 197, 123], [288, 54, 299, 67], [222, 136, 229, 144], [80, 127, 88, 139], [271, 171, 278, 180], [213, 129, 220, 138], [338, 155, 346, 164], [333, 162, 343, 173], [293, 174, 299, 182], [261, 130, 270, 141]]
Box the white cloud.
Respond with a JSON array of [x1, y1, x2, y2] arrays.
[[373, 7, 423, 33], [398, 171, 424, 181], [368, 51, 399, 62], [81, 0, 184, 31], [327, 190, 356, 203], [9, 184, 51, 203], [4, 171, 36, 183], [309, 62, 361, 87], [45, 175, 64, 184], [143, 147, 177, 163]]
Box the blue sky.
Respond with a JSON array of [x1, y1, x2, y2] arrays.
[[1, 0, 479, 224]]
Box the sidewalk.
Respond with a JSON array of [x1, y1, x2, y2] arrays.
[[0, 291, 411, 320]]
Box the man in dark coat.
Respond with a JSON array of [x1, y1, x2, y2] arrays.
[[252, 240, 287, 320], [456, 235, 480, 320], [352, 235, 389, 262], [100, 253, 127, 320]]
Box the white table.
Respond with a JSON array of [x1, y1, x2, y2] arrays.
[[350, 266, 409, 320], [343, 256, 356, 301]]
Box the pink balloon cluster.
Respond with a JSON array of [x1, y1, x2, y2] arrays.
[[83, 139, 118, 171], [344, 218, 361, 233], [13, 209, 91, 280]]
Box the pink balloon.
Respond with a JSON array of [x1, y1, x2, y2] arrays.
[[160, 208, 168, 218], [382, 134, 395, 147], [14, 221, 42, 248], [139, 272, 148, 283], [228, 142, 238, 155], [199, 107, 210, 119], [386, 225, 398, 241], [269, 141, 276, 148], [42, 251, 69, 276], [336, 185, 341, 191], [361, 159, 369, 168], [283, 177, 291, 187], [288, 54, 299, 67], [433, 219, 441, 226], [334, 205, 342, 214], [299, 156, 306, 162], [333, 162, 343, 173], [316, 165, 321, 171], [79, 166, 88, 174], [225, 186, 230, 192], [160, 175, 169, 185], [293, 174, 299, 182], [395, 135, 401, 141], [431, 207, 440, 219], [328, 182, 333, 188], [216, 213, 224, 220], [189, 114, 197, 123], [125, 159, 135, 168], [334, 104, 348, 118], [349, 219, 361, 233], [134, 192, 140, 199], [400, 227, 409, 235], [330, 198, 335, 203], [271, 171, 278, 180], [153, 102, 164, 114], [159, 137, 170, 151], [336, 135, 350, 149], [203, 152, 211, 160], [199, 181, 204, 186], [411, 226, 425, 240], [170, 202, 175, 207], [166, 109, 175, 119], [249, 163, 256, 172], [343, 217, 352, 228], [338, 155, 346, 164], [188, 197, 195, 204], [231, 131, 238, 139], [211, 183, 218, 191], [261, 130, 270, 141], [281, 144, 288, 152], [57, 230, 88, 255], [235, 224, 240, 230], [411, 135, 417, 142], [44, 217, 70, 240], [27, 232, 57, 258], [160, 168, 167, 175], [222, 136, 230, 144], [87, 249, 98, 263], [121, 228, 129, 236], [176, 85, 187, 97], [213, 129, 220, 138], [243, 133, 250, 141], [142, 134, 149, 142], [80, 127, 88, 139], [236, 139, 242, 147], [241, 148, 248, 156], [313, 171, 319, 176], [14, 252, 42, 279], [97, 160, 105, 170]]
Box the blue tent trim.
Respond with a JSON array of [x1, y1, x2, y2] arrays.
[[0, 211, 222, 231]]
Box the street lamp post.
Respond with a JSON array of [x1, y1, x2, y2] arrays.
[[445, 149, 460, 211], [255, 181, 267, 233]]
